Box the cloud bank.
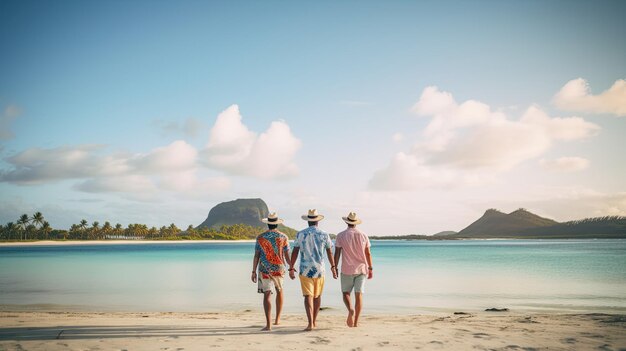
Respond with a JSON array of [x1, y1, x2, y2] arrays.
[[202, 105, 302, 179], [0, 105, 301, 198], [553, 78, 626, 116], [539, 157, 590, 172], [370, 86, 600, 190]]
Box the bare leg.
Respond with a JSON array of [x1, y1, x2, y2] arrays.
[[342, 292, 354, 327], [303, 296, 314, 331], [274, 289, 283, 325], [313, 296, 321, 328], [354, 292, 363, 327], [262, 292, 272, 331]]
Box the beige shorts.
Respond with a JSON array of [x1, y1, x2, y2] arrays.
[[258, 274, 284, 294]]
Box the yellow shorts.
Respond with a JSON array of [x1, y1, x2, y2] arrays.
[[299, 275, 325, 298]]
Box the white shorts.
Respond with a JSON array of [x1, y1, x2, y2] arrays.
[[258, 274, 284, 294]]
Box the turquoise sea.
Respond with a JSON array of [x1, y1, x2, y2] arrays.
[[1, 240, 625, 314]]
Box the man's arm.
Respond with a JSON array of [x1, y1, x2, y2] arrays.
[[327, 247, 337, 279], [365, 246, 373, 279], [289, 247, 299, 280], [251, 249, 260, 283], [333, 247, 342, 274]]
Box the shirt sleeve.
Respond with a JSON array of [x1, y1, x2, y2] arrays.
[[293, 232, 301, 248], [365, 234, 371, 248], [335, 233, 342, 248], [283, 235, 291, 251], [325, 233, 332, 249]]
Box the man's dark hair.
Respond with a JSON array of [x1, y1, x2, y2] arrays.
[[348, 224, 356, 228], [308, 221, 318, 227], [268, 224, 278, 230]]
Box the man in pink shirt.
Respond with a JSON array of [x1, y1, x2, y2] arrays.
[[333, 212, 373, 327]]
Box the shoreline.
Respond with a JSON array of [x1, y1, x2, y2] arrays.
[[0, 239, 256, 246], [1, 311, 624, 350], [2, 237, 624, 247]]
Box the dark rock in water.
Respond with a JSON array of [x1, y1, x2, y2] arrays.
[[319, 307, 332, 311], [454, 312, 470, 315], [485, 308, 509, 312], [197, 198, 269, 229]]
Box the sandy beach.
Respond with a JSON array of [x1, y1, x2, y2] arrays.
[[1, 311, 624, 350]]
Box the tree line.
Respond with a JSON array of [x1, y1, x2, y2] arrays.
[[0, 212, 281, 241]]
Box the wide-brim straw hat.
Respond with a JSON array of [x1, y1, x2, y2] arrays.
[[262, 212, 284, 225], [301, 209, 324, 222], [342, 211, 362, 225]]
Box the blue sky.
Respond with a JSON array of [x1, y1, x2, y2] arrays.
[[1, 0, 625, 235]]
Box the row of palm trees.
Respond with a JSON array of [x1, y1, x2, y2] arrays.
[[1, 212, 52, 241], [0, 212, 272, 241]]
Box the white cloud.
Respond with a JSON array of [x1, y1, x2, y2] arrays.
[[0, 105, 301, 200], [553, 78, 626, 116], [131, 140, 197, 173], [0, 145, 127, 184], [0, 105, 21, 140], [74, 175, 157, 194], [539, 157, 590, 172], [370, 86, 600, 190], [202, 105, 302, 179]]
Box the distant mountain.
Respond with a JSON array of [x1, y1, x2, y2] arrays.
[[457, 208, 557, 238], [197, 198, 297, 238], [198, 198, 268, 229], [455, 208, 626, 239], [432, 231, 458, 237]]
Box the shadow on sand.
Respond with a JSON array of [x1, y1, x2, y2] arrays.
[[0, 324, 308, 341]]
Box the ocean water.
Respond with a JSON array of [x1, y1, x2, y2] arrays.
[[0, 240, 625, 314]]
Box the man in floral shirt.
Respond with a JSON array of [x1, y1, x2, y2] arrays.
[[251, 212, 290, 331]]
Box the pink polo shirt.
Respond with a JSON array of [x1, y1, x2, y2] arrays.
[[335, 227, 370, 275]]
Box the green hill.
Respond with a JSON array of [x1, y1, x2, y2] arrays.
[[456, 208, 557, 238], [196, 198, 297, 238], [455, 208, 626, 239]]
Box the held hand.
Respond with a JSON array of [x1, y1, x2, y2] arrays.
[[368, 270, 373, 280], [251, 271, 257, 283], [331, 266, 338, 279], [289, 269, 296, 280]]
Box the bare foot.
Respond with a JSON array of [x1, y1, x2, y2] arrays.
[[261, 326, 271, 331], [274, 320, 280, 325], [303, 325, 313, 331], [346, 309, 354, 327], [353, 322, 358, 327]]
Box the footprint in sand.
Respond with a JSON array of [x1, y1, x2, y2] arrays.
[[473, 332, 490, 339], [377, 341, 390, 346], [310, 336, 331, 345]]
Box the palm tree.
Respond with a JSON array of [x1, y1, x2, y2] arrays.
[[78, 219, 88, 239], [32, 212, 44, 228], [32, 212, 45, 240], [17, 214, 30, 240], [101, 221, 112, 239], [168, 223, 180, 236], [113, 223, 123, 238], [91, 221, 100, 240], [41, 221, 52, 240]]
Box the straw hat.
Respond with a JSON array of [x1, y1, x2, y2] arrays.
[[342, 211, 362, 225], [261, 212, 284, 225], [301, 209, 324, 222]]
